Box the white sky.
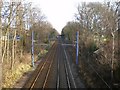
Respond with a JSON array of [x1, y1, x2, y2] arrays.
[[27, 0, 117, 34], [32, 0, 80, 34]]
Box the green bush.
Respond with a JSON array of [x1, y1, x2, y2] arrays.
[[88, 42, 98, 54], [37, 49, 48, 60], [44, 39, 49, 44]]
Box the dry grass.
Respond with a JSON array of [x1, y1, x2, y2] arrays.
[[2, 47, 49, 88], [3, 63, 32, 88], [2, 53, 32, 88]]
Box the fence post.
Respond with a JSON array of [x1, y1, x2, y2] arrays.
[[76, 31, 79, 65], [31, 30, 35, 67]]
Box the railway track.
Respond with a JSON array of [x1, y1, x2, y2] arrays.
[[22, 38, 79, 89], [23, 42, 57, 89]]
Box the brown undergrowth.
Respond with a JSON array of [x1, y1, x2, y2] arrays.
[[2, 53, 33, 88], [67, 40, 120, 88], [2, 49, 48, 88]]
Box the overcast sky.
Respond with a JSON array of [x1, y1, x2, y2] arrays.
[[31, 0, 80, 34], [27, 0, 116, 34]]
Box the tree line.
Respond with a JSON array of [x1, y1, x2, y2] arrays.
[[0, 1, 58, 87], [62, 2, 120, 87]]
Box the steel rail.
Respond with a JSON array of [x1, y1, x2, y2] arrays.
[[62, 43, 77, 88], [60, 39, 73, 88], [29, 42, 57, 89], [42, 43, 59, 89], [57, 44, 60, 89], [59, 43, 71, 88]]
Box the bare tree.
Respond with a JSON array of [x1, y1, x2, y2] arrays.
[[117, 2, 120, 61], [11, 2, 22, 70], [0, 0, 3, 89]]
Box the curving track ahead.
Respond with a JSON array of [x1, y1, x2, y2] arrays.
[[22, 37, 84, 89]]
